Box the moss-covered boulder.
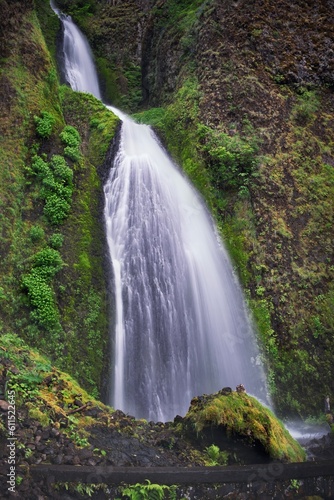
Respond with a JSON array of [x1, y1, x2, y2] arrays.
[[182, 390, 306, 464]]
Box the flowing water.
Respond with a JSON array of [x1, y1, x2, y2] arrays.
[[52, 2, 268, 422]]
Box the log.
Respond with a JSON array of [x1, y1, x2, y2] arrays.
[[30, 460, 334, 485]]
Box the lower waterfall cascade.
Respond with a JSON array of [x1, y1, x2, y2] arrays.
[[51, 1, 269, 422]]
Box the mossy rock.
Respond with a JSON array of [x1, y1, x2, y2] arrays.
[[183, 391, 306, 463]]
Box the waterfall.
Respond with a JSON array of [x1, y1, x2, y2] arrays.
[[51, 0, 101, 99], [52, 2, 268, 422]]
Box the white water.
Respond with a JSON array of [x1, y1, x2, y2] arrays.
[[51, 0, 101, 99], [52, 2, 268, 422]]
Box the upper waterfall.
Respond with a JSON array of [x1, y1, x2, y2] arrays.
[[52, 1, 269, 422], [51, 0, 101, 99]]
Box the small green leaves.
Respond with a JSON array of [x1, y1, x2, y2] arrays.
[[34, 111, 56, 139]]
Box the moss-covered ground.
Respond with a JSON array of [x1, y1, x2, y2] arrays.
[[0, 333, 307, 496]]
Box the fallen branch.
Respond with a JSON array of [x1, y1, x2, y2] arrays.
[[66, 402, 92, 415]]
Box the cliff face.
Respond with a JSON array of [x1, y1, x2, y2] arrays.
[[188, 0, 334, 415]]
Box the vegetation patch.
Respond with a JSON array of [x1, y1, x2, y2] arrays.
[[184, 391, 306, 463]]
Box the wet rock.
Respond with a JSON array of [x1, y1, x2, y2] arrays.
[[41, 430, 50, 440], [219, 387, 232, 395], [51, 454, 64, 465], [63, 455, 74, 464], [85, 407, 101, 418], [50, 428, 60, 438], [0, 400, 9, 411], [77, 448, 93, 460]]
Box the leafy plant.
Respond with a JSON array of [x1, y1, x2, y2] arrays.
[[198, 124, 259, 191], [29, 225, 45, 243], [34, 111, 56, 138], [205, 444, 229, 466], [22, 271, 61, 329], [293, 90, 319, 125], [121, 480, 177, 500], [48, 232, 64, 249], [26, 154, 73, 225], [60, 125, 81, 161], [44, 194, 71, 225], [22, 248, 64, 330]]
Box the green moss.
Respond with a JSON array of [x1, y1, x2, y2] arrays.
[[59, 85, 119, 163], [0, 332, 110, 423], [95, 57, 121, 105], [185, 391, 306, 463], [35, 0, 61, 63], [132, 107, 167, 129], [28, 406, 50, 426]]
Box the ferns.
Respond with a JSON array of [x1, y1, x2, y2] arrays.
[[121, 480, 177, 500]]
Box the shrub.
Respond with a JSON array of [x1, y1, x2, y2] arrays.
[[30, 155, 50, 180], [27, 154, 73, 225], [44, 194, 71, 225], [22, 271, 60, 330], [48, 233, 64, 249], [34, 111, 56, 139], [293, 90, 320, 125], [60, 125, 81, 147], [22, 248, 64, 330], [198, 124, 259, 191], [29, 225, 45, 243], [60, 125, 81, 162], [205, 444, 229, 466], [50, 155, 73, 184], [33, 248, 64, 279], [64, 146, 81, 162]]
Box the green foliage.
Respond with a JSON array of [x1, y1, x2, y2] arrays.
[[132, 108, 167, 129], [34, 111, 56, 139], [56, 482, 107, 498], [55, 0, 96, 28], [186, 392, 306, 463], [60, 125, 82, 162], [33, 248, 64, 279], [121, 480, 177, 500], [60, 85, 119, 164], [43, 194, 71, 225], [22, 248, 64, 330], [96, 57, 121, 104], [35, 0, 61, 63], [154, 0, 203, 32], [22, 272, 60, 329], [120, 63, 142, 111], [67, 423, 89, 448], [205, 444, 229, 466], [250, 298, 278, 360], [198, 124, 259, 191], [29, 154, 50, 180], [48, 232, 64, 249], [8, 370, 44, 401], [29, 225, 45, 243], [50, 154, 74, 184], [27, 153, 73, 225], [293, 89, 320, 125]]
